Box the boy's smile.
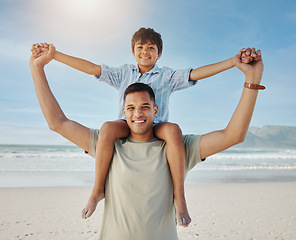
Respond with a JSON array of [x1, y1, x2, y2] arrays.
[[133, 41, 162, 74]]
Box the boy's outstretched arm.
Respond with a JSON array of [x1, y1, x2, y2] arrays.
[[29, 44, 91, 152], [199, 50, 264, 159], [189, 48, 259, 81], [31, 43, 102, 76]]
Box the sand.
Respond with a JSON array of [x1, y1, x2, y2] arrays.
[[1, 183, 296, 240]]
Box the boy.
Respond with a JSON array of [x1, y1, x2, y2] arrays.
[[32, 27, 257, 227]]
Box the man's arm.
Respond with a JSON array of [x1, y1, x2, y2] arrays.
[[189, 48, 259, 81], [29, 44, 91, 152], [199, 50, 264, 159], [31, 43, 102, 76]]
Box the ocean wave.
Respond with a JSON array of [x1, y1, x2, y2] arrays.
[[0, 152, 86, 159], [1, 165, 296, 172], [192, 165, 296, 171], [208, 153, 296, 160], [1, 146, 296, 173], [1, 150, 295, 160], [0, 169, 94, 173]]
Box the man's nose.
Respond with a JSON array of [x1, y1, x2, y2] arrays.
[[134, 108, 143, 117]]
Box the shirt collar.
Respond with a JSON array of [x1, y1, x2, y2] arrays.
[[132, 64, 160, 74]]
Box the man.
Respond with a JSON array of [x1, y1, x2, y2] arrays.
[[29, 44, 264, 240]]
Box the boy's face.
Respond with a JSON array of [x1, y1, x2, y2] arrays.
[[132, 41, 162, 73]]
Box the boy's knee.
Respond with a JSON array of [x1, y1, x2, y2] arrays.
[[99, 121, 117, 139], [166, 123, 182, 135], [99, 120, 129, 141], [157, 122, 182, 138]]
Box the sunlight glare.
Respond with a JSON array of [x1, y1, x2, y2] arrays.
[[65, 0, 104, 12]]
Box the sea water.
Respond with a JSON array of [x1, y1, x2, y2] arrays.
[[0, 144, 296, 187]]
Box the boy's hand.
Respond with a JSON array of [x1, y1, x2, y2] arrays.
[[239, 48, 261, 64], [31, 43, 50, 58], [29, 44, 55, 68]]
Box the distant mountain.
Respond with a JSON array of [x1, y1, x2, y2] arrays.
[[236, 125, 296, 149]]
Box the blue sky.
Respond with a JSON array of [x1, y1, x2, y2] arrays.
[[0, 0, 295, 144]]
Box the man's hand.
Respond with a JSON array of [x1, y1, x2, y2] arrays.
[[29, 44, 55, 68], [239, 48, 261, 63], [235, 48, 263, 84]]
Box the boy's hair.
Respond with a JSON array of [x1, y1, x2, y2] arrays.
[[131, 28, 163, 54], [124, 83, 156, 104]]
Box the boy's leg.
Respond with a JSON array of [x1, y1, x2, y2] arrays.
[[82, 120, 129, 219], [154, 122, 191, 227]]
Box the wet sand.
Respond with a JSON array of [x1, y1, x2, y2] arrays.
[[1, 183, 296, 239]]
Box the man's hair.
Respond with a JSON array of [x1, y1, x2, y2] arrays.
[[131, 27, 163, 54], [124, 83, 156, 104]]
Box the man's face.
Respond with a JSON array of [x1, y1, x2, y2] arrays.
[[132, 41, 162, 73], [123, 91, 158, 141]]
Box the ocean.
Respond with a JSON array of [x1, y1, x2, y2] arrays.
[[1, 144, 296, 188]]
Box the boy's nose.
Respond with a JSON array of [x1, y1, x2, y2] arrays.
[[142, 46, 149, 53]]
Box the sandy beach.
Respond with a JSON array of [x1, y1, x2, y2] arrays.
[[1, 182, 295, 240]]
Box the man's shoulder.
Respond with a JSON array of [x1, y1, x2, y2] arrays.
[[183, 134, 204, 171], [182, 134, 203, 158], [183, 134, 201, 143]]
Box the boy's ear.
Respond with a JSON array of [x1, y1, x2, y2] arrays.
[[157, 52, 162, 60]]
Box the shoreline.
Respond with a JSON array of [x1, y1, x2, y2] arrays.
[[1, 169, 296, 188], [2, 182, 296, 239]]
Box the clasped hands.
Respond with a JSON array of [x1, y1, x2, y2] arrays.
[[239, 48, 261, 63]]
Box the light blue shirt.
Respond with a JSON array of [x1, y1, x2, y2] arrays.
[[96, 64, 196, 123]]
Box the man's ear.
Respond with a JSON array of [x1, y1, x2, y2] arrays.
[[123, 107, 126, 118], [154, 105, 158, 117]]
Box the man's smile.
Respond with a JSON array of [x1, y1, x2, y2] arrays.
[[132, 119, 146, 124]]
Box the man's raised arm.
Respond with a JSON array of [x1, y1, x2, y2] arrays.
[[200, 49, 264, 159], [29, 44, 91, 152]]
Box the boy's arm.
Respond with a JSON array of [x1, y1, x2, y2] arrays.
[[189, 57, 235, 81], [29, 44, 91, 152], [199, 50, 264, 159], [32, 43, 102, 76], [189, 48, 259, 81]]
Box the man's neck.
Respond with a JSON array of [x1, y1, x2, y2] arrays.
[[129, 132, 155, 142]]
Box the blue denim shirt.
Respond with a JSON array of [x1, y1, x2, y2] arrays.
[[96, 64, 196, 123]]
